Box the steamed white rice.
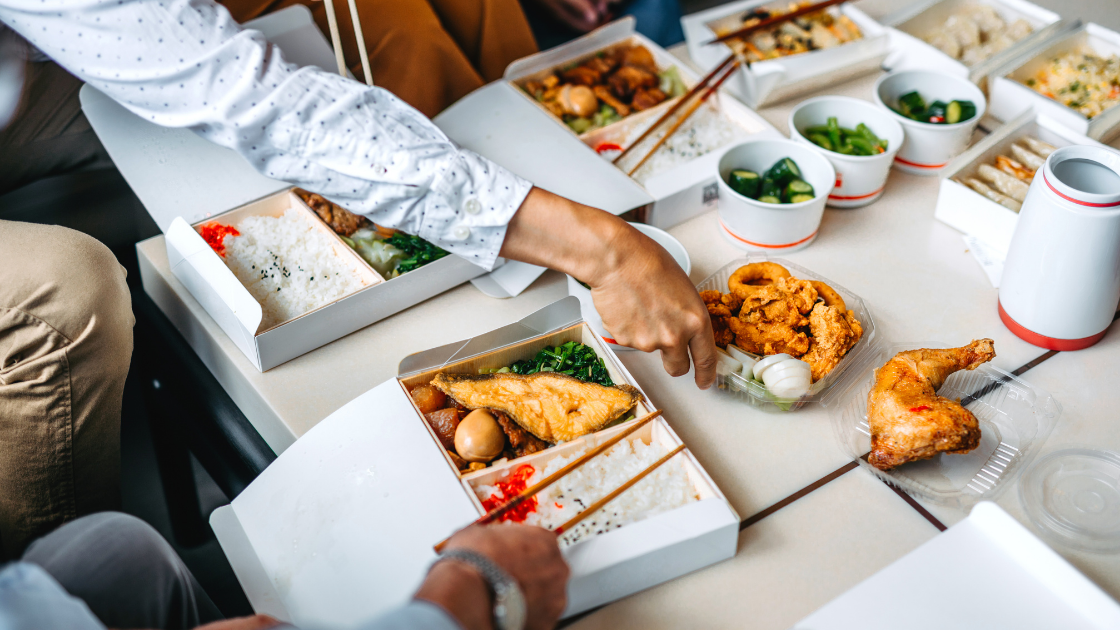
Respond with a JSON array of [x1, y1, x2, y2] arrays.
[[221, 208, 366, 330], [475, 439, 698, 546], [619, 105, 751, 185]]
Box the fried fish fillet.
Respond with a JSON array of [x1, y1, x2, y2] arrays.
[[431, 372, 642, 443], [867, 339, 996, 470]]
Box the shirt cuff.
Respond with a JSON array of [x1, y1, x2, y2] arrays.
[[419, 149, 532, 272]]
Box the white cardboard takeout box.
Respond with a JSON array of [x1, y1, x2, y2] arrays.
[[434, 18, 780, 231], [209, 298, 740, 627], [793, 502, 1120, 629], [935, 110, 1109, 257], [881, 0, 1063, 87], [80, 7, 504, 371], [988, 22, 1120, 142], [681, 0, 890, 109]]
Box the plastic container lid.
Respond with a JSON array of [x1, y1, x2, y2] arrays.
[[1020, 448, 1120, 553]]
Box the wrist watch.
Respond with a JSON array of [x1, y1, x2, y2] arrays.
[[438, 549, 527, 630]]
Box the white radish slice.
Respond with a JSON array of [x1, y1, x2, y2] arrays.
[[766, 372, 811, 399], [726, 345, 758, 371], [715, 348, 743, 377], [762, 359, 811, 384], [753, 353, 793, 380]]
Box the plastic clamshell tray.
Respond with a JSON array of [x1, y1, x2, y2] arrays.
[[881, 0, 1064, 87], [935, 110, 1108, 256], [164, 189, 488, 372], [212, 298, 740, 627], [435, 17, 780, 230], [695, 257, 878, 412], [682, 0, 890, 109], [988, 22, 1120, 142], [826, 342, 1061, 509]]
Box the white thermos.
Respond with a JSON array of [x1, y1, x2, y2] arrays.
[[1000, 145, 1120, 350]]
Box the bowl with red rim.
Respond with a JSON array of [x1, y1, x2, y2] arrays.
[[789, 96, 904, 208], [874, 70, 986, 177]]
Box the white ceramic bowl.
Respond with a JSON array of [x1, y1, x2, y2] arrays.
[[873, 70, 986, 176], [567, 223, 691, 351], [789, 96, 905, 208], [716, 139, 836, 252]]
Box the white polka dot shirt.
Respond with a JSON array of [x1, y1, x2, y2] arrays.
[[0, 1, 532, 271]]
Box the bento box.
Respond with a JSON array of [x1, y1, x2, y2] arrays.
[[209, 298, 740, 627], [825, 342, 1061, 509], [164, 189, 489, 371], [935, 109, 1107, 256], [434, 17, 781, 231], [697, 257, 879, 412], [882, 0, 1063, 87], [682, 0, 890, 108], [988, 22, 1120, 142]]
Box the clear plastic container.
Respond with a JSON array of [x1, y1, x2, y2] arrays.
[[826, 342, 1062, 509], [1020, 448, 1120, 553], [696, 257, 878, 412]]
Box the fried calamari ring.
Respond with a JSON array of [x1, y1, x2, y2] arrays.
[[809, 281, 846, 312], [728, 262, 791, 299]]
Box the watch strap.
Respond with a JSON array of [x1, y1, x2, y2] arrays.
[[436, 549, 525, 630]]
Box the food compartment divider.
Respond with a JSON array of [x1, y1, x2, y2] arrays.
[[191, 189, 384, 334], [830, 342, 1061, 509], [697, 257, 879, 411], [398, 322, 656, 478]]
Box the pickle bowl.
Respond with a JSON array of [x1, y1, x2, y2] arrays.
[[874, 70, 986, 176], [789, 96, 905, 208], [716, 139, 836, 253], [567, 223, 690, 351]]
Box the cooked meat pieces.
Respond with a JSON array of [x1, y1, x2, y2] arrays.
[[702, 290, 736, 348], [608, 65, 658, 99], [730, 313, 811, 357], [299, 192, 369, 237], [410, 384, 447, 414], [592, 85, 631, 117], [802, 303, 864, 382], [431, 372, 642, 443], [424, 408, 461, 452], [867, 339, 996, 470], [631, 87, 668, 111], [560, 64, 603, 86], [619, 45, 658, 73], [729, 278, 816, 356], [493, 410, 550, 458]]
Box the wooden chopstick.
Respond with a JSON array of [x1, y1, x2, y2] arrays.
[[320, 0, 347, 78], [612, 54, 736, 165], [432, 410, 663, 553], [625, 61, 740, 177], [706, 0, 849, 46], [553, 443, 687, 537], [344, 0, 373, 86]]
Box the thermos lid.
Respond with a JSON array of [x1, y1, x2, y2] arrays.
[[1020, 448, 1120, 553]]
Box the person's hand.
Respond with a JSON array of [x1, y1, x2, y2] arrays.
[[500, 187, 718, 389], [530, 0, 610, 32], [416, 524, 569, 630], [192, 615, 284, 630]]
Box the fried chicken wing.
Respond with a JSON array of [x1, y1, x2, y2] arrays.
[[702, 290, 736, 348], [802, 303, 864, 382], [867, 339, 996, 470], [432, 372, 642, 443], [728, 278, 814, 356]]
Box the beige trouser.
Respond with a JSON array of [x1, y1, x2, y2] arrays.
[[0, 220, 134, 559]]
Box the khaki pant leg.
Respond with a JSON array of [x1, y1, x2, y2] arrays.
[[0, 220, 134, 559]]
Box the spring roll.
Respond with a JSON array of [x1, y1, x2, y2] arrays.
[[996, 155, 1035, 182], [1023, 136, 1057, 157], [979, 163, 1030, 202], [963, 177, 1022, 212], [1010, 143, 1046, 171]]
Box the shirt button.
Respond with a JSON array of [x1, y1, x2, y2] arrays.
[[464, 198, 481, 215], [452, 226, 471, 240]]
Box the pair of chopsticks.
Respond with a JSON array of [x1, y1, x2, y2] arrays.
[[321, 0, 373, 86], [612, 0, 849, 174], [434, 410, 686, 552]]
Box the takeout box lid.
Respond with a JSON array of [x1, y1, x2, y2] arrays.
[[432, 18, 656, 216], [78, 7, 337, 232]]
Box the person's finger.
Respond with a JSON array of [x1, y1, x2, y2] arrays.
[[552, 0, 601, 31], [660, 339, 692, 378], [689, 327, 718, 390]]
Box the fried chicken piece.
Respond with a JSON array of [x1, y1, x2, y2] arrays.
[[867, 340, 996, 471], [730, 280, 813, 356], [299, 191, 369, 237], [802, 304, 863, 382], [721, 291, 744, 315], [631, 87, 667, 111], [592, 85, 630, 116], [561, 65, 603, 86], [702, 290, 736, 348], [608, 65, 658, 100], [619, 45, 658, 73], [493, 410, 550, 458]]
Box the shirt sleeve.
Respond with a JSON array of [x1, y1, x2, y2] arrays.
[[0, 563, 107, 630], [0, 0, 531, 270], [346, 601, 463, 630]]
